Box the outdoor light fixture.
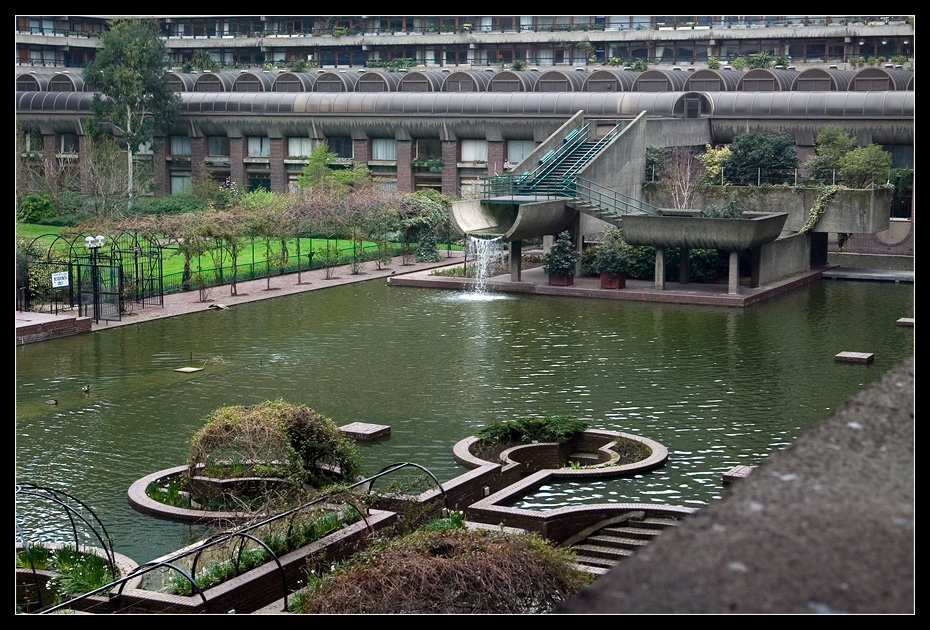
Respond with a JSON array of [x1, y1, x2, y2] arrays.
[[84, 235, 106, 249]]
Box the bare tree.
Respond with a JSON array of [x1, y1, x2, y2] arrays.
[[659, 147, 705, 210]]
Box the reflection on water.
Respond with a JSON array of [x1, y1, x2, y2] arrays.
[[15, 279, 913, 563]]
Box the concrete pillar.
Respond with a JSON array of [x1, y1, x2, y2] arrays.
[[510, 239, 522, 282], [655, 246, 666, 290], [728, 250, 740, 295], [679, 247, 690, 283]]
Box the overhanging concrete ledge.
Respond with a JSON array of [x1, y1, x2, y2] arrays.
[[622, 211, 788, 251]]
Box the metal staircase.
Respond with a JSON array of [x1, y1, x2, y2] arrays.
[[481, 122, 660, 226]]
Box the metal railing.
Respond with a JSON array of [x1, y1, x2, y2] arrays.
[[571, 177, 661, 216], [34, 461, 446, 615]]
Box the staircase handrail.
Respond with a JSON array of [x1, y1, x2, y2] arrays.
[[569, 177, 661, 217], [517, 124, 591, 192]]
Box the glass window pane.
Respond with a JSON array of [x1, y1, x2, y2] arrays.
[[461, 139, 488, 163], [170, 136, 191, 156], [372, 138, 397, 160], [248, 137, 270, 157]]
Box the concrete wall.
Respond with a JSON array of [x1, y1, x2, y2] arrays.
[[576, 111, 648, 236], [646, 186, 893, 234], [758, 232, 811, 285]]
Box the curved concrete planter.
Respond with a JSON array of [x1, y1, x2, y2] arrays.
[[453, 429, 668, 479], [622, 211, 788, 251], [128, 465, 277, 524]]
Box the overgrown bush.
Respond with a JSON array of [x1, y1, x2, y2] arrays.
[[475, 415, 589, 445], [17, 193, 58, 223], [291, 528, 595, 614], [187, 400, 362, 490]]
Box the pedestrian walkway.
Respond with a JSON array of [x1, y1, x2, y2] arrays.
[[14, 253, 466, 342]]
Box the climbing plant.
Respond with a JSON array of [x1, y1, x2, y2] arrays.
[[799, 185, 838, 233]]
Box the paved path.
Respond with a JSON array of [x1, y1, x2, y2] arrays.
[[83, 253, 465, 333]]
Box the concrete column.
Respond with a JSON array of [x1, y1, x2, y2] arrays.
[[728, 250, 740, 295], [654, 246, 666, 290], [679, 247, 690, 283], [509, 239, 522, 282]]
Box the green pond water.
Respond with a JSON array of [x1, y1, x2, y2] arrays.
[[15, 277, 914, 564]]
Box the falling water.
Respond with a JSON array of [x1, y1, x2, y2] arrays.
[[464, 234, 506, 300]]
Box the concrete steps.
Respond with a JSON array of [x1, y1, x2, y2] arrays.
[[570, 516, 682, 572]]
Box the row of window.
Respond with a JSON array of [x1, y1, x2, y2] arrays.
[[168, 136, 537, 164]]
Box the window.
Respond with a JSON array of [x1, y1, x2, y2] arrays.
[[288, 137, 314, 158], [461, 139, 488, 163], [507, 140, 536, 164], [136, 141, 153, 155], [327, 137, 353, 159], [416, 139, 441, 160], [170, 135, 191, 156], [371, 138, 397, 161], [59, 133, 78, 153], [248, 137, 270, 158], [249, 175, 271, 192], [171, 173, 191, 193], [208, 137, 230, 157]]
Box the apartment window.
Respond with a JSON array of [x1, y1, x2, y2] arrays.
[[327, 137, 353, 159], [288, 137, 314, 158], [170, 135, 191, 156], [416, 139, 441, 160], [461, 139, 488, 163], [208, 137, 230, 157], [248, 137, 271, 158], [249, 175, 271, 192], [60, 133, 78, 153], [371, 138, 397, 161], [171, 173, 191, 193], [507, 140, 536, 164], [136, 141, 153, 156]]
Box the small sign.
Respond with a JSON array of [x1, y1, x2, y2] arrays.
[[51, 271, 69, 288]]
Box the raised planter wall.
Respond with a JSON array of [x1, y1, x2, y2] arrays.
[[644, 186, 892, 234]]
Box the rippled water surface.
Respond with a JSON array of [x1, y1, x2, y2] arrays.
[[15, 279, 914, 563]]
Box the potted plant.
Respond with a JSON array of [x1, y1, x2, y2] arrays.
[[542, 231, 581, 286], [590, 227, 633, 289]]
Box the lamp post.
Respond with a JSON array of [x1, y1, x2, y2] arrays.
[[84, 235, 105, 323]]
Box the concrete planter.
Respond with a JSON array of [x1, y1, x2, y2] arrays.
[[622, 211, 788, 251]]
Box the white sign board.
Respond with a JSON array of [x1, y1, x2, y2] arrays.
[[51, 271, 70, 288]]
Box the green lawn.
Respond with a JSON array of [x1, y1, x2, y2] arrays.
[[18, 222, 461, 292]]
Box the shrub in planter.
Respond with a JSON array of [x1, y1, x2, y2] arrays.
[[542, 231, 580, 285], [186, 400, 362, 506], [590, 227, 634, 289]]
